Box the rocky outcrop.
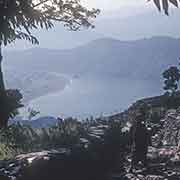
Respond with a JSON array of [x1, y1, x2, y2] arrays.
[[154, 108, 180, 147], [0, 147, 113, 180], [3, 104, 180, 180], [1, 146, 180, 180], [111, 163, 180, 180], [108, 94, 169, 125], [0, 149, 71, 180]]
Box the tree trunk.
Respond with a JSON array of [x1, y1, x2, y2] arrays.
[[0, 44, 8, 128], [0, 45, 5, 91]]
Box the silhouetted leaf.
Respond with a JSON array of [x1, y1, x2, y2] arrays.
[[154, 0, 161, 11], [162, 0, 169, 15], [150, 0, 179, 14], [169, 0, 178, 7], [0, 0, 100, 46]]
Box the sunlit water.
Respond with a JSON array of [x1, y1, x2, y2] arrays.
[[26, 76, 162, 119]]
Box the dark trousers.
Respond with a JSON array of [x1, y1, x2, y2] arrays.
[[131, 147, 148, 168]]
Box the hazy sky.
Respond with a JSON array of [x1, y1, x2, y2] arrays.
[[82, 0, 149, 10], [5, 0, 179, 51]]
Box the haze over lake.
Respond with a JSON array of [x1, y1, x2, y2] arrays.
[[27, 76, 162, 119], [5, 7, 180, 120], [6, 36, 180, 119]]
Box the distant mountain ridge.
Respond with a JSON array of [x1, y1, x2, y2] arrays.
[[4, 36, 180, 104], [5, 36, 180, 77], [5, 9, 180, 50], [11, 116, 58, 128]]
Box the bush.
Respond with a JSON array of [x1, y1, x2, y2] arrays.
[[0, 143, 16, 160], [0, 117, 130, 178], [0, 119, 83, 158]]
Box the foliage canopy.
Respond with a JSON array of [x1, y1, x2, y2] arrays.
[[0, 0, 179, 46], [0, 0, 100, 46], [149, 0, 179, 15], [163, 66, 180, 95], [0, 89, 23, 120]]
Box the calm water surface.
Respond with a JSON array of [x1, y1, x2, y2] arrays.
[[27, 76, 162, 119]]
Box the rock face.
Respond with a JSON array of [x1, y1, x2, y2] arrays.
[[155, 108, 180, 147], [124, 174, 164, 180]]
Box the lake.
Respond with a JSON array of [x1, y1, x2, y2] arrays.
[[26, 76, 162, 119]]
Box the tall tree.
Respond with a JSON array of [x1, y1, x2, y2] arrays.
[[163, 66, 180, 95], [0, 0, 99, 128]]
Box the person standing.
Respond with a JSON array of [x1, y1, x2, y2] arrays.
[[129, 109, 151, 172]]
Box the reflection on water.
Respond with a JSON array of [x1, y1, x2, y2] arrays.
[[27, 76, 162, 119]]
